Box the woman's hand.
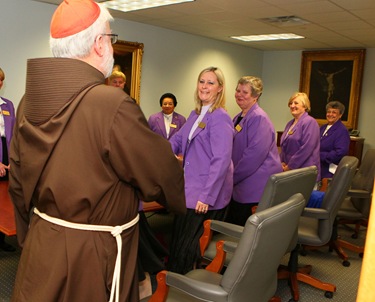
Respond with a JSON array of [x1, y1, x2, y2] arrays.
[[0, 162, 9, 177], [195, 201, 209, 214], [175, 154, 184, 166], [281, 162, 290, 172]]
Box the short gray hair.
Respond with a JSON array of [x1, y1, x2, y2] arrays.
[[326, 101, 345, 115], [237, 76, 263, 98]]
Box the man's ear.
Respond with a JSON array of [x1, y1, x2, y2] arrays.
[[93, 35, 105, 57]]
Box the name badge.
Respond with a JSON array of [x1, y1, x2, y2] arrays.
[[198, 122, 206, 129], [1, 110, 10, 116], [170, 123, 177, 128], [235, 124, 242, 132]]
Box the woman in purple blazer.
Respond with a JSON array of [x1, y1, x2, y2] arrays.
[[226, 76, 282, 226], [167, 67, 234, 274], [0, 67, 16, 252], [143, 92, 186, 296], [148, 92, 186, 140], [280, 92, 321, 182], [320, 101, 350, 179]]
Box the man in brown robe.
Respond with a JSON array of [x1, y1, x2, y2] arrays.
[[8, 1, 186, 301]]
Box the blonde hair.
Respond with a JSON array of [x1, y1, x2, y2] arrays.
[[194, 67, 226, 114], [288, 92, 311, 112], [109, 70, 126, 82]]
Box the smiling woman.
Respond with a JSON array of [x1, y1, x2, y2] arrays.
[[279, 92, 321, 182], [167, 66, 234, 275], [319, 101, 350, 179], [112, 40, 144, 104], [225, 76, 282, 227]]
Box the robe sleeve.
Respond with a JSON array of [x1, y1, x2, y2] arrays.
[[108, 100, 186, 215]]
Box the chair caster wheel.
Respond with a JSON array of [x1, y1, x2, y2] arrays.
[[351, 233, 358, 239], [325, 291, 333, 299], [300, 250, 307, 256], [342, 260, 350, 267]]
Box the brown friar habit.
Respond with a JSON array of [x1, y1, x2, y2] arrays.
[[9, 58, 186, 302]]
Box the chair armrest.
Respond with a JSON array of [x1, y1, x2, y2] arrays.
[[200, 220, 213, 256], [166, 271, 227, 302], [210, 220, 244, 239], [302, 207, 330, 219], [347, 189, 371, 199], [206, 240, 226, 273], [149, 271, 169, 302], [205, 240, 239, 273], [223, 240, 238, 254], [199, 219, 243, 256], [320, 178, 332, 192]]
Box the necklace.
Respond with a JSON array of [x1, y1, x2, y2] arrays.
[[287, 120, 298, 135]]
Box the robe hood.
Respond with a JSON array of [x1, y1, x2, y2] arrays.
[[16, 57, 104, 207]]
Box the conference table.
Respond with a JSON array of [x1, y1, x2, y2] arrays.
[[0, 181, 16, 236]]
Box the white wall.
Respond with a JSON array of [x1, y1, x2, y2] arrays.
[[0, 0, 52, 102], [261, 51, 302, 131], [0, 0, 263, 120], [111, 19, 263, 118], [1, 0, 374, 153]]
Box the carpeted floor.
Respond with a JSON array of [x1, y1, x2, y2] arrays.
[[0, 235, 19, 302], [275, 224, 363, 302], [0, 212, 365, 302]]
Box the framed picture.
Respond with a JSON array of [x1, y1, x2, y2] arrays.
[[112, 40, 144, 104], [299, 49, 366, 129]]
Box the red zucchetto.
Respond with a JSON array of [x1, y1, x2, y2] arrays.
[[50, 0, 100, 38]]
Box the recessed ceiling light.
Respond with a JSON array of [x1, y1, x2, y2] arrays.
[[231, 33, 305, 42], [102, 0, 195, 12]]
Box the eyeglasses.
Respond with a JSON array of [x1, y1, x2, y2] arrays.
[[101, 34, 118, 44], [326, 109, 340, 115]]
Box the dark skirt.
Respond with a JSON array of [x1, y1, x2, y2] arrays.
[[0, 137, 8, 242], [137, 211, 169, 281], [167, 208, 226, 275], [225, 199, 258, 227], [1, 136, 9, 181]]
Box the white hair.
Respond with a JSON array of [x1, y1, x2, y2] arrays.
[[49, 3, 113, 58]]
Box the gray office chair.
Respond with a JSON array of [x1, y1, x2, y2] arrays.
[[335, 148, 375, 259], [144, 194, 305, 302], [200, 166, 318, 266], [278, 156, 359, 301]]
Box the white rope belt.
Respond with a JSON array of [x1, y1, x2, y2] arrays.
[[33, 208, 139, 302]]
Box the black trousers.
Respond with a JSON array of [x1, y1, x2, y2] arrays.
[[1, 136, 9, 242]]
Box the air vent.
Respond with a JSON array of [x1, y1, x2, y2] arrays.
[[259, 15, 310, 27]]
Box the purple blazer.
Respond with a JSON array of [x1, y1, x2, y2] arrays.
[[280, 112, 321, 180], [232, 103, 282, 204], [169, 108, 234, 210], [320, 120, 350, 179], [148, 111, 186, 140], [0, 97, 15, 162]]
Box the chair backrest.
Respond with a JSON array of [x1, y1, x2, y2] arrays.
[[319, 156, 359, 242], [351, 149, 375, 216], [221, 193, 305, 302], [256, 166, 318, 213]]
